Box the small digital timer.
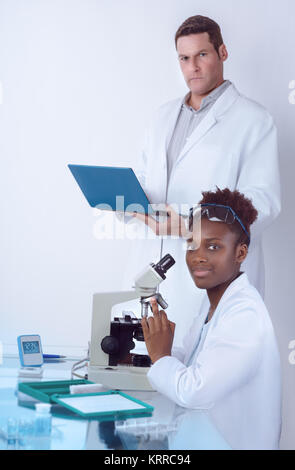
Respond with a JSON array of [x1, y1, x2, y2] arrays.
[[17, 335, 44, 367]]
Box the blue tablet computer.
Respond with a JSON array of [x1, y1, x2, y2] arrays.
[[68, 164, 152, 215]]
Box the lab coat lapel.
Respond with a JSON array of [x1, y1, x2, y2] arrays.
[[183, 300, 209, 365], [164, 98, 183, 149], [206, 273, 250, 330], [185, 273, 250, 364], [174, 84, 240, 167], [149, 98, 182, 203], [177, 113, 217, 162]]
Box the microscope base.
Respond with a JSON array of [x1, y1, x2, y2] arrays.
[[88, 366, 154, 391]]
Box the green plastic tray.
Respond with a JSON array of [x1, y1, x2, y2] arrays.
[[18, 381, 154, 421], [18, 379, 94, 403]]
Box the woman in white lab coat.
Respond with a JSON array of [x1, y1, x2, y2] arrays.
[[141, 188, 282, 450]]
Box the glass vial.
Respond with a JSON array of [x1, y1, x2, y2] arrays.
[[35, 403, 52, 437]]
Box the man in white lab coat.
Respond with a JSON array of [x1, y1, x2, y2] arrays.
[[141, 188, 282, 450], [130, 15, 281, 346]]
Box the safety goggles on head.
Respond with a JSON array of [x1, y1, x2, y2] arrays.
[[186, 203, 250, 251]]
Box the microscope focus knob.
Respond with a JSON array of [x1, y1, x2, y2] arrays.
[[101, 336, 120, 355]]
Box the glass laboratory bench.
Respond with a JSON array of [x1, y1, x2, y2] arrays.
[[0, 356, 231, 451]]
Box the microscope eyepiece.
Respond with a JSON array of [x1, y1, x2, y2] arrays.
[[152, 254, 175, 279]]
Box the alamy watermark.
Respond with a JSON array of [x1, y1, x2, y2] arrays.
[[289, 80, 295, 105], [288, 339, 295, 365], [92, 197, 201, 251]]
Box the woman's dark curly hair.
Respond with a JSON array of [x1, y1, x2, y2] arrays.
[[199, 187, 258, 246]]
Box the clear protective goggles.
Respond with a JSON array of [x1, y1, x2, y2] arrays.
[[186, 203, 250, 251]]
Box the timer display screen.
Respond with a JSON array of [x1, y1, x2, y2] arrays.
[[22, 341, 40, 354]]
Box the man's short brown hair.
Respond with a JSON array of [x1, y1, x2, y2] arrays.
[[175, 15, 224, 56]]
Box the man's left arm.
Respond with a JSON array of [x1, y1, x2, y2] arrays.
[[236, 113, 281, 241]]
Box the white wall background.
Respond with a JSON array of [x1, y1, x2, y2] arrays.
[[0, 0, 294, 449]]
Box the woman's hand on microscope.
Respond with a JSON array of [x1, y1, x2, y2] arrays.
[[141, 297, 175, 364]]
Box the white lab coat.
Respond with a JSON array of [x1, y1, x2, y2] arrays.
[[147, 272, 282, 450], [128, 82, 281, 346]]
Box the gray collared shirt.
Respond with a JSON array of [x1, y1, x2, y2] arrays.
[[167, 80, 231, 181]]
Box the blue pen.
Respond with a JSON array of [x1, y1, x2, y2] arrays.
[[43, 354, 66, 359]]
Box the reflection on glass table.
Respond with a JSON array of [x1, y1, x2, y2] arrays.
[[0, 356, 231, 450]]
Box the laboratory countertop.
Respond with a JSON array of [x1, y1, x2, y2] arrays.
[[0, 357, 231, 451]]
